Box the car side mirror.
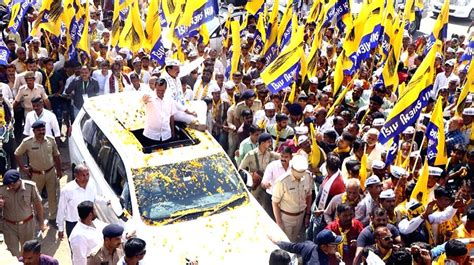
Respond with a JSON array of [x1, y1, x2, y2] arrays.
[[238, 169, 253, 188]]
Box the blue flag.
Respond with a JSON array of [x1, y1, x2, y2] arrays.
[[0, 35, 10, 65], [385, 135, 399, 166], [174, 1, 217, 39], [8, 0, 36, 34]]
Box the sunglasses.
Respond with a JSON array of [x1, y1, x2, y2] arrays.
[[380, 236, 392, 241]]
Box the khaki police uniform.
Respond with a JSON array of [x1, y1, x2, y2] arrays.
[[233, 100, 262, 128], [87, 245, 124, 265], [14, 84, 48, 114], [0, 180, 41, 257], [15, 135, 60, 219], [239, 148, 279, 204], [272, 172, 312, 242]]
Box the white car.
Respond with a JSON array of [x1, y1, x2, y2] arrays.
[[68, 92, 295, 264], [432, 0, 474, 20]]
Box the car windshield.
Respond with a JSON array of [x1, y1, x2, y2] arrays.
[[132, 152, 248, 223]]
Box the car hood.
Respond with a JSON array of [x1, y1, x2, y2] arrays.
[[134, 201, 289, 264]]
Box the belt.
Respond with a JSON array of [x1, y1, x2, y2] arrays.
[[30, 166, 54, 175], [4, 214, 34, 225], [280, 209, 305, 216]]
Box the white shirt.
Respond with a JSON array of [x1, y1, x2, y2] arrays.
[[92, 70, 112, 95], [162, 71, 183, 104], [126, 83, 152, 93], [26, 47, 48, 59], [143, 95, 178, 141], [0, 83, 15, 103], [56, 180, 101, 232], [64, 74, 78, 94], [398, 206, 457, 234], [253, 110, 276, 128], [432, 71, 457, 99], [262, 160, 289, 195], [69, 220, 105, 265], [129, 70, 151, 84], [23, 109, 60, 137]]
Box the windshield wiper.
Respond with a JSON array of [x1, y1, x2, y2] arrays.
[[159, 193, 248, 225], [204, 193, 248, 217]]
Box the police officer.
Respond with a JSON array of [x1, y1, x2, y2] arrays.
[[14, 120, 62, 226], [239, 133, 280, 204], [272, 155, 313, 242], [87, 224, 125, 265], [0, 169, 45, 257]]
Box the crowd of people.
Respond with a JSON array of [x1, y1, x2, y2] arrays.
[[0, 0, 473, 264]]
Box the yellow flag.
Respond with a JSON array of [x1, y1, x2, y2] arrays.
[[76, 0, 90, 54], [199, 24, 210, 46], [455, 63, 474, 116], [263, 3, 279, 55], [410, 159, 429, 205], [333, 51, 346, 96], [245, 0, 265, 15], [119, 0, 146, 53], [288, 82, 296, 104], [327, 82, 351, 117], [360, 153, 368, 189], [230, 20, 241, 77], [144, 0, 161, 51], [309, 123, 322, 167], [382, 19, 404, 89], [111, 0, 133, 47], [403, 0, 415, 24], [30, 0, 63, 36], [426, 96, 448, 166], [278, 0, 293, 47], [180, 0, 207, 28], [307, 0, 322, 23], [306, 37, 319, 79]]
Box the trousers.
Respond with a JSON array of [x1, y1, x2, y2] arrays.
[[2, 218, 35, 257], [281, 211, 305, 242], [31, 169, 58, 219]]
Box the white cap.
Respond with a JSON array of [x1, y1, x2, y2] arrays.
[[448, 75, 460, 84], [309, 77, 319, 84], [304, 104, 314, 114], [224, 81, 235, 90], [294, 126, 309, 135], [209, 82, 221, 93], [403, 126, 415, 134], [96, 57, 105, 63], [371, 160, 385, 170], [390, 166, 408, 179], [152, 67, 161, 74], [428, 166, 443, 177], [90, 19, 97, 25], [114, 55, 124, 62], [250, 55, 259, 63], [372, 118, 385, 127], [254, 78, 264, 86], [446, 47, 456, 53], [365, 175, 382, 188], [165, 59, 181, 67], [322, 85, 332, 93], [463, 108, 474, 116], [354, 79, 364, 88], [445, 59, 455, 66], [132, 57, 141, 64], [264, 102, 275, 110], [456, 48, 465, 54], [410, 150, 420, 158], [297, 135, 309, 146], [380, 189, 395, 199], [31, 36, 40, 42], [466, 94, 473, 103], [291, 155, 309, 171], [118, 47, 130, 54], [436, 52, 443, 59]]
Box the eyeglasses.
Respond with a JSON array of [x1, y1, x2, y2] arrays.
[[380, 236, 393, 241]]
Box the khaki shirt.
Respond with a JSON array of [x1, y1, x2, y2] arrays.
[[87, 245, 124, 265], [239, 148, 279, 174], [15, 84, 48, 112], [272, 172, 312, 213], [15, 135, 60, 171], [0, 180, 41, 221], [234, 100, 262, 128]]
